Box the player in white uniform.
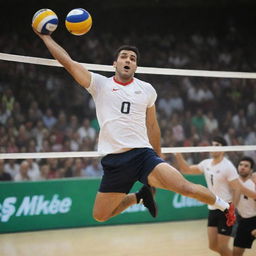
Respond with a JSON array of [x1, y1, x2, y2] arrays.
[[233, 157, 256, 256], [175, 137, 256, 256], [34, 28, 237, 224]]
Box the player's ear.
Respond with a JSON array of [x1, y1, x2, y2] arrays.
[[113, 61, 117, 68]]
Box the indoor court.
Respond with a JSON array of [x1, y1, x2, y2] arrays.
[[1, 2, 256, 256]]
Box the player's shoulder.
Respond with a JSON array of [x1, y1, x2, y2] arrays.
[[222, 157, 235, 166], [245, 178, 255, 186], [200, 158, 211, 165], [134, 77, 156, 94], [90, 72, 114, 89], [221, 157, 237, 170], [91, 72, 109, 81], [134, 77, 153, 87]]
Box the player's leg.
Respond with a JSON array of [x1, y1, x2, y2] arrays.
[[207, 227, 219, 252], [93, 192, 136, 222], [216, 234, 232, 256], [209, 210, 233, 256], [233, 218, 255, 256], [93, 150, 140, 222], [148, 162, 217, 205], [208, 219, 232, 256], [233, 247, 245, 256], [93, 185, 157, 221], [93, 148, 163, 222]]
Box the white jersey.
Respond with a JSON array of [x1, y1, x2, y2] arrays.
[[86, 72, 157, 155], [198, 157, 239, 210], [237, 178, 256, 218]]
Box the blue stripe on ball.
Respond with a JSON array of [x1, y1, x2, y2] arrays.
[[66, 12, 89, 23], [50, 18, 58, 25], [41, 24, 50, 35], [41, 19, 58, 34]]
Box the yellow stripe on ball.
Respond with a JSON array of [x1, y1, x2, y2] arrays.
[[33, 10, 56, 29], [65, 8, 92, 36], [65, 16, 92, 34], [68, 25, 92, 35]]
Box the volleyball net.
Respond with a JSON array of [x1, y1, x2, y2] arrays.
[[0, 52, 255, 162]]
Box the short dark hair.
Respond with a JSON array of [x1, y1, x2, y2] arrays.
[[114, 45, 140, 63], [211, 136, 228, 146], [239, 156, 255, 169]]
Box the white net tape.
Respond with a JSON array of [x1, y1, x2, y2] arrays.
[[2, 52, 256, 78], [0, 146, 255, 160], [0, 52, 255, 159]]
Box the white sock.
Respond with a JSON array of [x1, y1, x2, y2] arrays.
[[213, 196, 229, 211]]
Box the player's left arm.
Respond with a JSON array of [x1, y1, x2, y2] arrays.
[[232, 184, 241, 207], [252, 172, 256, 184], [146, 104, 162, 157], [229, 178, 256, 199]]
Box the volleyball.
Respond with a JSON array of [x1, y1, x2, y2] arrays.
[[65, 8, 92, 36], [32, 9, 58, 35]]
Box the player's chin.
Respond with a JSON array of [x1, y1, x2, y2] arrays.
[[121, 72, 133, 79]]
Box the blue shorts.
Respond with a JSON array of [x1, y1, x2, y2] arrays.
[[99, 148, 164, 193]]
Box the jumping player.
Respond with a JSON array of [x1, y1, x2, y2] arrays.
[[33, 28, 236, 225]]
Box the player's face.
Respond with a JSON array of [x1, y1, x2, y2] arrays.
[[210, 141, 224, 158], [113, 50, 137, 80], [238, 160, 252, 178]]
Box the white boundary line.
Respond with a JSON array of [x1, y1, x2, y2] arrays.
[[0, 146, 255, 159], [1, 52, 256, 78]]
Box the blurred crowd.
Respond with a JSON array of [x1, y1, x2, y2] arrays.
[[0, 16, 255, 181]]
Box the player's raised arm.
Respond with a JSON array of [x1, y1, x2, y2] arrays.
[[32, 8, 92, 88], [33, 30, 91, 88]]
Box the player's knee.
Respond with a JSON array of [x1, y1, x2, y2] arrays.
[[209, 244, 218, 252], [93, 210, 110, 222], [93, 213, 109, 222], [180, 183, 196, 197], [216, 244, 230, 254]]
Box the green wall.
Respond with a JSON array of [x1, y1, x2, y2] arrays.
[[0, 175, 207, 233]]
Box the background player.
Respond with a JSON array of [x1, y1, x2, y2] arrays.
[[175, 136, 256, 256], [233, 156, 256, 256]]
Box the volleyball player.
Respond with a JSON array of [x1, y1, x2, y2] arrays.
[[175, 136, 256, 256], [33, 29, 235, 224], [233, 157, 256, 256]]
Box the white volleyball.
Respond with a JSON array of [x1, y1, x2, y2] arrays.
[[32, 8, 58, 35]]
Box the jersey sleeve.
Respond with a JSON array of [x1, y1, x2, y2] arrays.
[[147, 84, 157, 108], [86, 72, 107, 96], [197, 159, 207, 173], [226, 162, 239, 182]]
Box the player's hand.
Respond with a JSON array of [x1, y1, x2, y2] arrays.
[[32, 26, 50, 39]]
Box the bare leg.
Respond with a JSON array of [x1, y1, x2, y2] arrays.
[[208, 227, 219, 252], [233, 246, 245, 256], [208, 227, 232, 256], [216, 234, 232, 256], [93, 192, 137, 222], [148, 163, 216, 205]]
